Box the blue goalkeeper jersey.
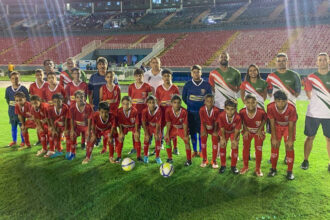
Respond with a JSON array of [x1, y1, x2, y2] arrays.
[[182, 79, 212, 113], [5, 85, 30, 118]]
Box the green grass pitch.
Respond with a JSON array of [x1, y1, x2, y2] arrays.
[[0, 88, 329, 220]]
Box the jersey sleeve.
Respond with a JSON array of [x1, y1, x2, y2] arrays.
[[240, 81, 246, 90], [156, 109, 162, 124], [199, 108, 204, 124], [182, 83, 188, 104], [128, 84, 132, 97], [236, 70, 242, 87], [208, 71, 215, 87], [293, 72, 302, 95], [23, 86, 30, 101], [266, 74, 273, 91], [304, 75, 312, 92], [155, 86, 161, 103], [266, 105, 274, 120]]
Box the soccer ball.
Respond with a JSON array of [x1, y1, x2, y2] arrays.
[[121, 158, 135, 171], [160, 163, 174, 178]]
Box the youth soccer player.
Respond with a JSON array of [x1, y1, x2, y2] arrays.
[[69, 90, 93, 160], [182, 65, 212, 157], [29, 69, 48, 102], [141, 95, 163, 164], [99, 70, 121, 114], [218, 99, 241, 174], [155, 68, 180, 154], [116, 96, 142, 163], [65, 68, 88, 106], [165, 95, 192, 166], [15, 92, 35, 150], [6, 71, 29, 147], [43, 72, 66, 104], [83, 102, 117, 164], [267, 90, 297, 180], [239, 94, 267, 176], [199, 94, 220, 168]]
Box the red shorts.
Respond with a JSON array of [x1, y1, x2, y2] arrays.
[[224, 132, 239, 142], [24, 120, 36, 129], [146, 126, 162, 139], [167, 128, 188, 144], [122, 127, 137, 135], [272, 125, 296, 142], [201, 127, 215, 136]]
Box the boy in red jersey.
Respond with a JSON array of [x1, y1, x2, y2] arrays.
[[116, 96, 142, 163], [43, 72, 66, 104], [99, 70, 121, 114], [267, 90, 297, 180], [30, 95, 50, 156], [29, 69, 48, 102], [15, 92, 35, 150], [68, 90, 93, 160], [65, 68, 88, 106], [47, 94, 70, 158], [165, 95, 192, 166], [141, 95, 162, 164], [127, 68, 152, 155], [83, 102, 117, 164], [199, 94, 220, 168], [218, 99, 241, 174], [155, 69, 180, 154], [239, 94, 267, 176]]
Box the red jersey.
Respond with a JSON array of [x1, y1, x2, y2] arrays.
[[48, 104, 69, 128], [43, 83, 66, 104], [69, 103, 93, 127], [15, 102, 33, 119], [239, 107, 267, 133], [199, 105, 220, 131], [155, 84, 180, 107], [29, 81, 48, 99], [165, 107, 188, 129], [116, 107, 139, 128], [141, 106, 162, 128], [31, 103, 49, 123], [65, 81, 88, 105], [100, 84, 121, 113], [92, 111, 116, 132], [128, 83, 152, 113], [218, 111, 241, 133], [267, 102, 297, 127]]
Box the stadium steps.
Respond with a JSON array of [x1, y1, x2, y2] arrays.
[[267, 28, 303, 68], [0, 37, 28, 56], [24, 38, 67, 64], [156, 12, 177, 28], [228, 2, 251, 22], [129, 35, 149, 48], [158, 33, 188, 58], [317, 0, 329, 16], [269, 3, 285, 20], [192, 9, 210, 25], [203, 31, 240, 66]]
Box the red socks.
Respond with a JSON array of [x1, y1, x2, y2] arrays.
[[220, 147, 226, 166], [242, 144, 250, 168], [201, 136, 207, 161], [286, 150, 294, 172], [211, 136, 218, 162], [155, 139, 161, 158], [255, 145, 262, 170], [135, 141, 141, 158], [166, 147, 172, 160], [143, 141, 149, 157], [271, 148, 279, 170], [86, 141, 94, 159], [231, 148, 238, 167], [117, 141, 123, 158], [186, 148, 192, 160], [173, 137, 177, 149]]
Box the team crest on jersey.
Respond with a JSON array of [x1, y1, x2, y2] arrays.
[[130, 118, 135, 123], [256, 121, 261, 126], [201, 89, 206, 95], [285, 116, 289, 121]]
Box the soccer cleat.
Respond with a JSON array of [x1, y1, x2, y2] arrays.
[[192, 151, 198, 158], [300, 160, 309, 170], [20, 142, 25, 147], [127, 148, 136, 155], [200, 160, 208, 168], [212, 161, 219, 169], [81, 143, 86, 150], [255, 169, 264, 177], [283, 156, 287, 165], [115, 157, 122, 163], [109, 157, 115, 164], [65, 152, 71, 159], [50, 151, 63, 158], [231, 166, 239, 175], [240, 167, 249, 175], [44, 151, 55, 158], [268, 168, 277, 177], [286, 171, 295, 180], [219, 166, 226, 174], [8, 141, 17, 147], [166, 158, 173, 164], [137, 157, 144, 162], [82, 158, 90, 164], [184, 160, 192, 166], [173, 148, 179, 155], [144, 156, 149, 163], [68, 153, 76, 160], [36, 149, 47, 156], [34, 141, 41, 146], [155, 157, 162, 164], [100, 148, 106, 154]]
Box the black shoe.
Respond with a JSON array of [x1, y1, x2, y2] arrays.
[[173, 148, 179, 155], [286, 171, 295, 180], [219, 166, 226, 174], [128, 148, 136, 155], [231, 166, 239, 175], [166, 158, 173, 163], [115, 157, 121, 163], [268, 168, 277, 177], [184, 160, 192, 166], [81, 143, 86, 150], [34, 141, 41, 146], [300, 160, 309, 170], [137, 157, 144, 162], [149, 150, 156, 156], [284, 156, 287, 165]]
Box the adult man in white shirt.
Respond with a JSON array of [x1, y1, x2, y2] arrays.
[[143, 57, 163, 94]]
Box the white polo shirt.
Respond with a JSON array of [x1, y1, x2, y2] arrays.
[[143, 69, 163, 93]]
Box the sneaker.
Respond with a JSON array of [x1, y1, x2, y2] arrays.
[[286, 171, 295, 180], [65, 152, 71, 159], [44, 151, 55, 158], [8, 141, 17, 147], [50, 151, 63, 158], [166, 158, 173, 164], [81, 143, 86, 150], [173, 148, 179, 155], [128, 148, 136, 155], [137, 157, 144, 162], [34, 141, 41, 146], [115, 157, 122, 163], [20, 142, 25, 147], [240, 167, 249, 175], [109, 157, 115, 164], [100, 148, 106, 154], [184, 160, 192, 166], [155, 157, 162, 164], [255, 169, 264, 177], [283, 156, 287, 165], [300, 160, 309, 170], [268, 168, 277, 177], [192, 151, 198, 158], [82, 158, 90, 164], [68, 153, 76, 160], [219, 166, 226, 174], [231, 166, 239, 175], [36, 149, 47, 156], [200, 160, 208, 168], [144, 156, 149, 163], [212, 161, 219, 169]]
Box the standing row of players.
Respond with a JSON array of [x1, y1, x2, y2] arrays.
[[6, 52, 330, 180]]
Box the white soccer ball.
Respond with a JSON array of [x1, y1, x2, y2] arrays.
[[160, 162, 174, 178], [121, 158, 135, 171]]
